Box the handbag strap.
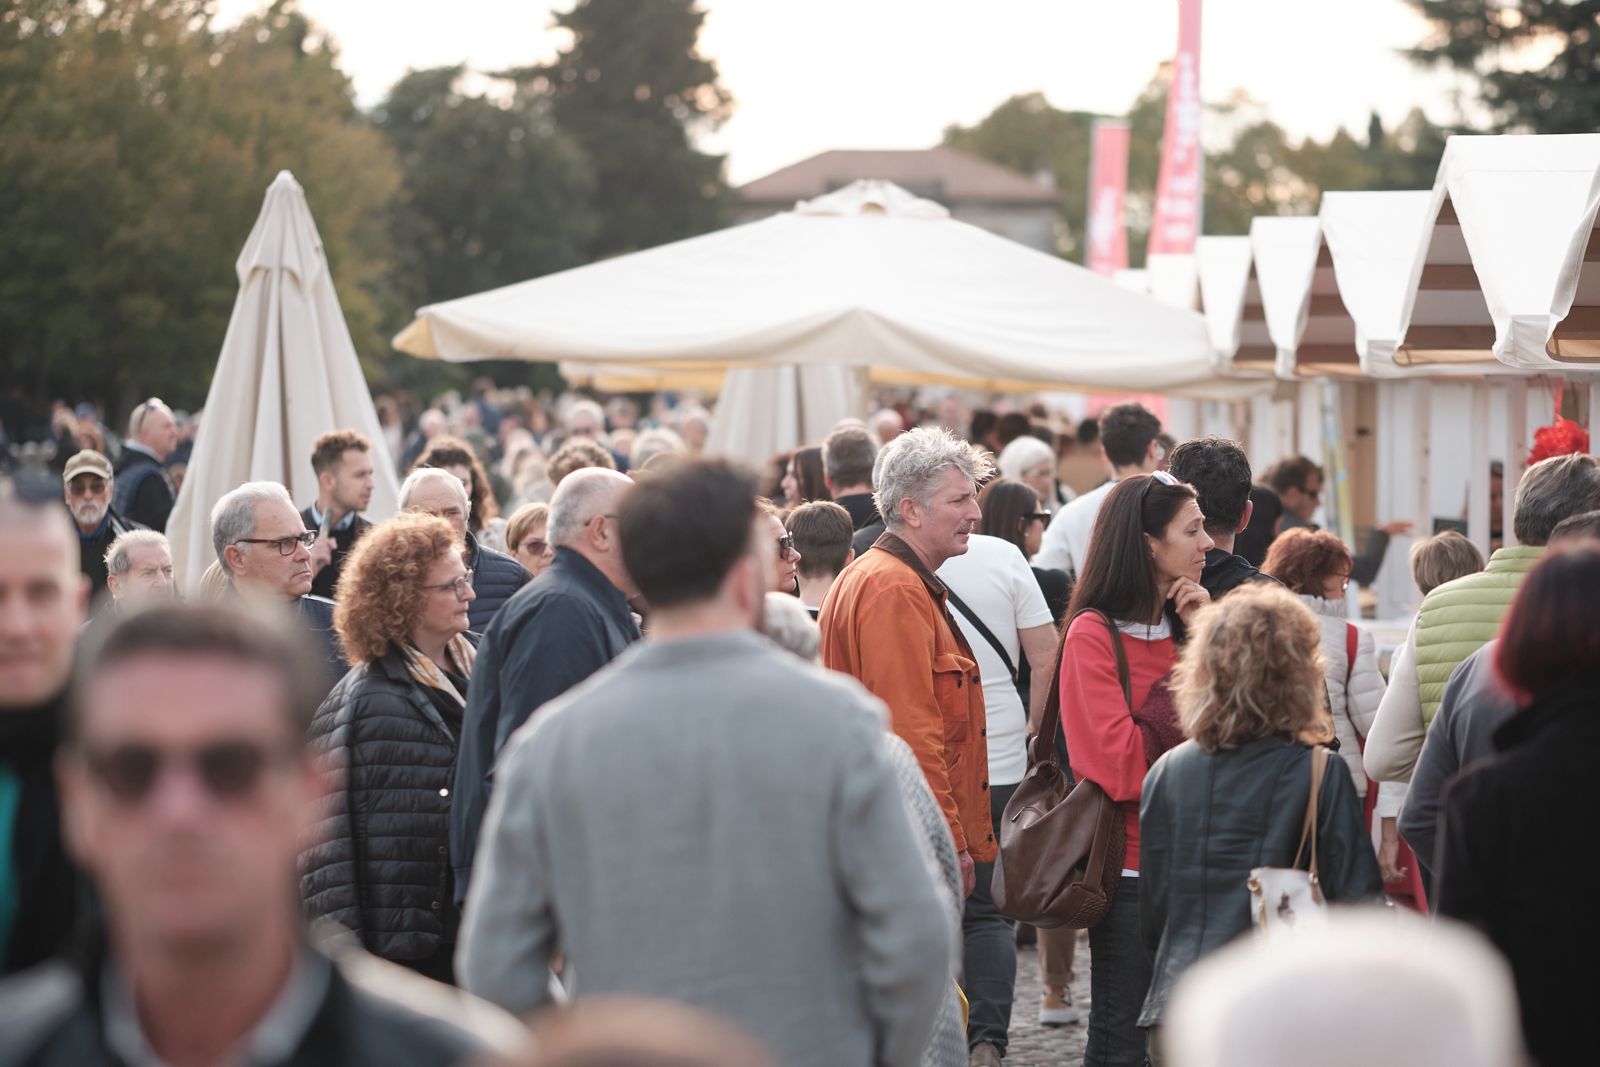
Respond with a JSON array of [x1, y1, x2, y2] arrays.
[[945, 586, 1018, 683], [1292, 745, 1329, 876], [1032, 608, 1132, 778], [1344, 623, 1358, 689]]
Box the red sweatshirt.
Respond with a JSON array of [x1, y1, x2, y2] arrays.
[[1058, 612, 1178, 871]]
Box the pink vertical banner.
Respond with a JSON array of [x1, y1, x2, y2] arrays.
[[1147, 0, 1204, 257], [1085, 120, 1131, 276]]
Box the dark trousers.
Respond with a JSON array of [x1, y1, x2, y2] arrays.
[[1084, 875, 1152, 1067], [964, 781, 1019, 1054]]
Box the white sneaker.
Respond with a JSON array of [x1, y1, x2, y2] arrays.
[[1039, 989, 1081, 1027]]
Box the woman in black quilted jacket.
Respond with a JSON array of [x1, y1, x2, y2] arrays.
[[301, 511, 478, 983]]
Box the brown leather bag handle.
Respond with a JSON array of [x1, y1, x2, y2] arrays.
[[1030, 608, 1133, 781], [1292, 745, 1329, 875]]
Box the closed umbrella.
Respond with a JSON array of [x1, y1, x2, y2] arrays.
[[166, 171, 399, 593]]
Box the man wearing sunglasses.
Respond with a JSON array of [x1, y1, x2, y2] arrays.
[[112, 397, 179, 533], [210, 482, 345, 685], [0, 482, 89, 978], [1, 603, 512, 1065], [1267, 454, 1412, 587]]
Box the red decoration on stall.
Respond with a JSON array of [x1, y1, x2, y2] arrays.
[[1527, 417, 1590, 466]]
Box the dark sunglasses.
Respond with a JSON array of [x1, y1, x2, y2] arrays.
[[776, 534, 797, 558], [1030, 510, 1052, 523], [81, 740, 295, 804]]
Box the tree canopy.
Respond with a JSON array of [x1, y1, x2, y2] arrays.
[[1405, 0, 1600, 133]]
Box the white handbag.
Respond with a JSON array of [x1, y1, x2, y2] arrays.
[[1247, 745, 1330, 932]]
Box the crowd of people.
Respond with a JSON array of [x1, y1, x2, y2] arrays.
[[1, 385, 1596, 1067]]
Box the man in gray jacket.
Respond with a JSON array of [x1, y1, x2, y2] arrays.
[[459, 459, 953, 1067]]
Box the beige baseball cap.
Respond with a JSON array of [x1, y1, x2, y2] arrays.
[[63, 449, 114, 482]]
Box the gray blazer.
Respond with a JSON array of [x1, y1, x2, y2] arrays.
[[458, 631, 954, 1067]]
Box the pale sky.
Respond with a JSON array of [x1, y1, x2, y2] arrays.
[[215, 0, 1470, 185]]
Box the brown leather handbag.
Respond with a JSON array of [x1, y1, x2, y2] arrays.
[[991, 608, 1128, 929]]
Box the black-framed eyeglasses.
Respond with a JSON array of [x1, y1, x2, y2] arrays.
[[776, 534, 797, 558], [80, 739, 296, 804], [422, 573, 474, 599], [234, 531, 317, 555]]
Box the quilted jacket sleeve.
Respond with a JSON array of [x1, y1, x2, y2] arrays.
[[1344, 626, 1386, 741], [1364, 623, 1426, 782], [300, 685, 367, 939]]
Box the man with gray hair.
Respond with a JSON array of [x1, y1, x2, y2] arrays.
[[113, 397, 179, 531], [399, 466, 527, 630], [103, 530, 175, 608], [211, 480, 344, 682], [821, 428, 996, 919], [450, 467, 639, 900]]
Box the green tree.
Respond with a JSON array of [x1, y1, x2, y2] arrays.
[[513, 0, 732, 257], [0, 0, 400, 414], [1405, 0, 1600, 133], [371, 66, 596, 394]]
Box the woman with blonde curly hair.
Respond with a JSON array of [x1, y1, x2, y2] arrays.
[[1136, 583, 1382, 1055], [300, 511, 478, 983]]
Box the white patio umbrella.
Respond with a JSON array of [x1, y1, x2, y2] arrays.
[[395, 180, 1224, 395], [166, 171, 400, 593]]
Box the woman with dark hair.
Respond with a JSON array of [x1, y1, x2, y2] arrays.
[[978, 475, 1081, 1026], [979, 478, 1067, 621], [301, 512, 478, 983], [1435, 544, 1600, 1067], [1056, 472, 1213, 1067], [779, 445, 830, 507], [413, 435, 500, 536]]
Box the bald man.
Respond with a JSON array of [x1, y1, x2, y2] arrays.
[[450, 469, 641, 901], [113, 398, 179, 532], [0, 480, 89, 975]]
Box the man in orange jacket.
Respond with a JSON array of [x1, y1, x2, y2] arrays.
[[820, 426, 995, 893]]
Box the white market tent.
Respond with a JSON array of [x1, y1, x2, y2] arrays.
[[166, 172, 400, 592], [1195, 236, 1253, 374], [1421, 134, 1600, 371], [394, 180, 1226, 396], [1244, 216, 1323, 380]]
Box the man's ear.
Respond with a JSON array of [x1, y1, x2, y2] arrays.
[[1236, 498, 1254, 535], [822, 472, 836, 495], [844, 547, 856, 567], [223, 544, 246, 575], [318, 470, 335, 496]]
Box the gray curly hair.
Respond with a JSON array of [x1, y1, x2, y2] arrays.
[[873, 427, 994, 529]]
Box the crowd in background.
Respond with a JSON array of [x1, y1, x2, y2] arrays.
[[1, 379, 1596, 1067]]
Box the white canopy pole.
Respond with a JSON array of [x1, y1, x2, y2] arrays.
[[1468, 383, 1491, 558], [1503, 378, 1527, 548]]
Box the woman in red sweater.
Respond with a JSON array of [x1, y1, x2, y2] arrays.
[[1058, 471, 1212, 1067]]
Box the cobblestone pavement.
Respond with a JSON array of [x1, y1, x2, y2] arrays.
[[993, 935, 1093, 1067]]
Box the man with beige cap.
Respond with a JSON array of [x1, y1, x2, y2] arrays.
[[62, 449, 144, 601]]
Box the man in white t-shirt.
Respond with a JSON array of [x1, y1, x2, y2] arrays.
[[938, 533, 1057, 1065], [1031, 402, 1164, 578]]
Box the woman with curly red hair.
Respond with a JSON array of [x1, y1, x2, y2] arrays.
[[300, 511, 478, 983], [1262, 527, 1387, 813]]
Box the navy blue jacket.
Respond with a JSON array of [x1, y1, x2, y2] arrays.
[[464, 532, 528, 633], [110, 447, 175, 533], [449, 548, 639, 900]]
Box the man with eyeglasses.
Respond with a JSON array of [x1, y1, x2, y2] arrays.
[[0, 479, 89, 978], [0, 603, 518, 1065], [398, 468, 528, 633], [1267, 454, 1412, 587], [210, 482, 345, 685], [112, 398, 179, 532], [61, 449, 145, 601], [450, 467, 640, 903]]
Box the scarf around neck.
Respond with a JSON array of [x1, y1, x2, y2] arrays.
[[401, 634, 476, 710]]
